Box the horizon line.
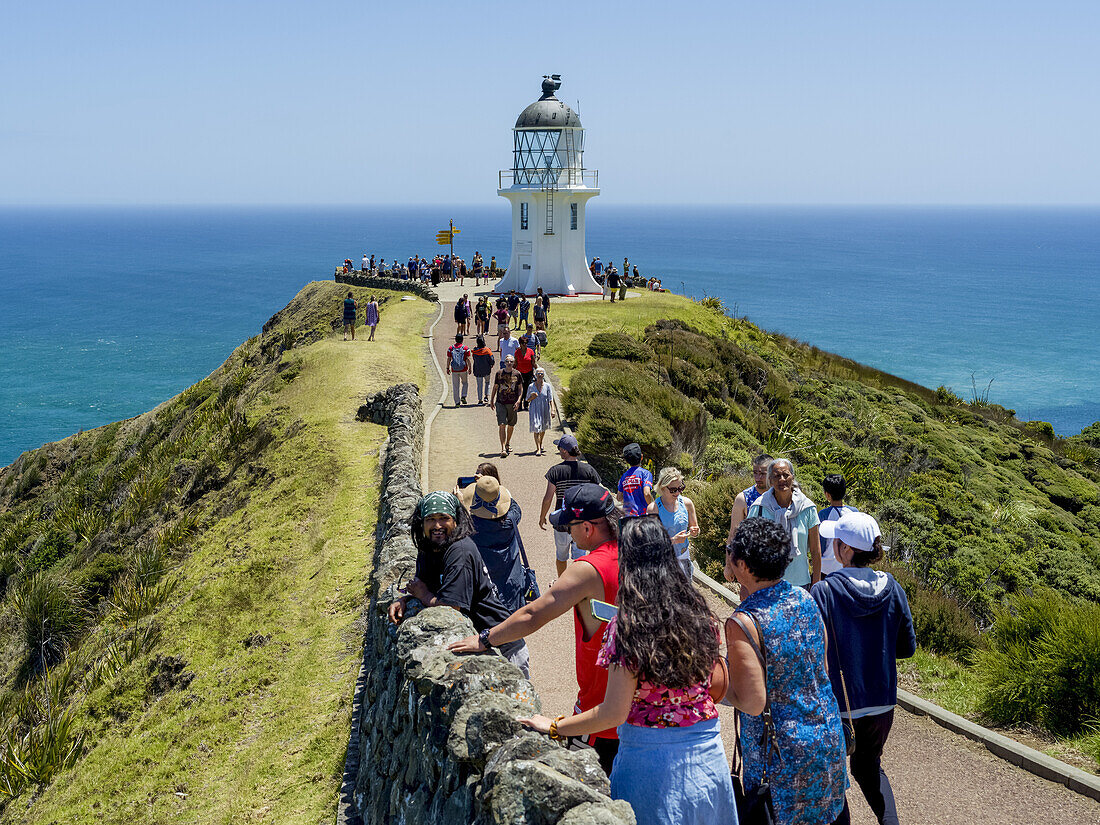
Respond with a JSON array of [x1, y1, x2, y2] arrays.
[[3, 201, 1100, 209]]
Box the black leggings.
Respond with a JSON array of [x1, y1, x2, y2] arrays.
[[831, 710, 899, 825]]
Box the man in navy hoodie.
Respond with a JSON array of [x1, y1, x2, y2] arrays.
[[812, 512, 916, 825]]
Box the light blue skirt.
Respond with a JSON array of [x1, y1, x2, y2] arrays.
[[609, 717, 738, 825]]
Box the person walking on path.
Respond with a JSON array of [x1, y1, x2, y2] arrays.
[[540, 434, 601, 576], [518, 294, 531, 330], [532, 296, 547, 332], [617, 443, 654, 517], [539, 288, 551, 329], [459, 474, 528, 613], [727, 453, 773, 546], [507, 290, 521, 329], [812, 512, 916, 825], [450, 483, 623, 774], [647, 467, 699, 578], [454, 294, 471, 336], [493, 300, 510, 346], [747, 458, 822, 588], [607, 265, 620, 303], [389, 492, 530, 677], [723, 517, 849, 825], [520, 516, 737, 825], [514, 336, 537, 411], [475, 296, 490, 336], [525, 367, 558, 455], [446, 334, 471, 407], [819, 473, 859, 577], [499, 326, 520, 361], [342, 291, 358, 341], [470, 335, 495, 405], [593, 258, 604, 299], [473, 251, 483, 286], [489, 355, 523, 456], [364, 295, 380, 341]]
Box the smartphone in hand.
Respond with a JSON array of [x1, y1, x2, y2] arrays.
[[457, 476, 477, 489], [590, 599, 618, 623]]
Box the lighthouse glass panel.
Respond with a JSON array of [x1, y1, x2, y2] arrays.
[[514, 129, 584, 186]]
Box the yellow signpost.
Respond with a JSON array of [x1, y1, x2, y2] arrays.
[[436, 223, 460, 266]]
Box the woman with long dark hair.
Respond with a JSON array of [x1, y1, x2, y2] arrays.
[[521, 516, 736, 825]]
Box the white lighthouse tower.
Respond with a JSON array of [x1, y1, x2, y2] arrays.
[[496, 75, 601, 296]]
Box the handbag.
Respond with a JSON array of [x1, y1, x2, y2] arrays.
[[824, 579, 858, 756], [729, 611, 779, 825], [516, 537, 541, 603]]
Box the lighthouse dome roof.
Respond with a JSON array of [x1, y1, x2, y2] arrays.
[[515, 75, 581, 129]]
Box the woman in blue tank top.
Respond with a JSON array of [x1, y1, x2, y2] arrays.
[[647, 467, 699, 578]]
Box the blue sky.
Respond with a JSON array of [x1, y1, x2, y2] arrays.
[[3, 1, 1097, 205]]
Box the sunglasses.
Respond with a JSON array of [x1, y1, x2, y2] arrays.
[[667, 486, 685, 493]]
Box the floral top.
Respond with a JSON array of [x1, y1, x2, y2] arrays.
[[596, 616, 718, 728], [737, 580, 848, 825]]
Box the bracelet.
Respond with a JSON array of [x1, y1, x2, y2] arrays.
[[548, 715, 565, 742]]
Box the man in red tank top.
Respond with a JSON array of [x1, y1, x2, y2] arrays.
[[449, 483, 622, 773]]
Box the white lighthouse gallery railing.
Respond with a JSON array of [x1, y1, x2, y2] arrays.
[[499, 168, 598, 189]]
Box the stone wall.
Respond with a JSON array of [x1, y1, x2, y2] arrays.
[[351, 383, 635, 825], [336, 272, 439, 302]]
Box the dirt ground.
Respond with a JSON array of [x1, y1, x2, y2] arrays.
[[422, 284, 1100, 825]]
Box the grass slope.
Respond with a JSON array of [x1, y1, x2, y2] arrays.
[[0, 283, 434, 823]]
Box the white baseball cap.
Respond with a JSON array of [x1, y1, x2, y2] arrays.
[[818, 511, 881, 552]]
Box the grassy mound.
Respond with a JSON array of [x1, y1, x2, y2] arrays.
[[0, 282, 434, 822]]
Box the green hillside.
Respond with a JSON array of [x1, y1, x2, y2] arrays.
[[547, 292, 1100, 767], [0, 282, 434, 823]]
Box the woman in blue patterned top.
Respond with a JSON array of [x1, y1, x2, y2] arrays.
[[723, 517, 849, 825]]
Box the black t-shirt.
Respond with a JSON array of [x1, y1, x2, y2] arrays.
[[415, 537, 511, 633], [545, 460, 602, 508]]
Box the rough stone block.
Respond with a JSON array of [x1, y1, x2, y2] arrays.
[[557, 801, 637, 825], [447, 691, 538, 765], [480, 759, 610, 825]]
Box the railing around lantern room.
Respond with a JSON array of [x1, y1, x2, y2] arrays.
[[498, 168, 599, 190]]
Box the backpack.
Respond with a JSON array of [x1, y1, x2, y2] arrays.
[[449, 345, 467, 371]]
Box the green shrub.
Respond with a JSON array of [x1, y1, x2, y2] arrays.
[[564, 362, 698, 427], [975, 589, 1100, 735], [11, 572, 89, 667], [1040, 600, 1100, 733], [1024, 420, 1056, 441], [884, 564, 980, 658], [586, 332, 654, 363], [575, 398, 673, 475], [75, 552, 127, 604]]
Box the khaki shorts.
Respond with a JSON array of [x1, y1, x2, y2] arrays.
[[495, 402, 518, 427]]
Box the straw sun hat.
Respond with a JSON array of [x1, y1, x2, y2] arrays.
[[459, 476, 513, 520]]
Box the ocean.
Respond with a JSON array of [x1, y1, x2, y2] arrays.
[[2, 205, 1098, 467]]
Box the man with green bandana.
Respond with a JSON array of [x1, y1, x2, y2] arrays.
[[388, 491, 530, 676]]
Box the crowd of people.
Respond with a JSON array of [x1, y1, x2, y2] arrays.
[[337, 251, 499, 287], [389, 390, 915, 825]]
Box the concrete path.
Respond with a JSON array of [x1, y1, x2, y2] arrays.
[[420, 280, 1100, 825]]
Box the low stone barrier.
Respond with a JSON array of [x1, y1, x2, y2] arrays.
[[336, 272, 439, 302], [350, 383, 635, 825]]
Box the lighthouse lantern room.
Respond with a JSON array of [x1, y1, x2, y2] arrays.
[[496, 75, 601, 296]]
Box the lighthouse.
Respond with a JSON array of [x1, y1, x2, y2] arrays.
[[496, 75, 601, 296]]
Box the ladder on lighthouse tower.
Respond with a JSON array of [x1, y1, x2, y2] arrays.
[[544, 191, 554, 235]]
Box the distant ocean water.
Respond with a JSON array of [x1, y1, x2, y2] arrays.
[[2, 205, 1098, 466]]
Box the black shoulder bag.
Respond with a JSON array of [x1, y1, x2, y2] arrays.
[[729, 611, 779, 825], [516, 536, 541, 603]]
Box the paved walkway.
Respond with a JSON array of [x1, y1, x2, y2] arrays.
[[420, 278, 1100, 825]]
